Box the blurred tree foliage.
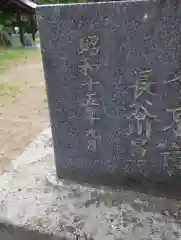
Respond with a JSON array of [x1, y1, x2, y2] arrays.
[[0, 0, 87, 46], [0, 11, 14, 46]]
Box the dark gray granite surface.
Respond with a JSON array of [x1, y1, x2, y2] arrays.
[[37, 1, 181, 187]]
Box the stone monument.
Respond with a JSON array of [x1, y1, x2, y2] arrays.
[[36, 0, 181, 189]]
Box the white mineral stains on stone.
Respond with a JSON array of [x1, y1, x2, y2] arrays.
[[143, 13, 149, 22], [144, 13, 148, 19]]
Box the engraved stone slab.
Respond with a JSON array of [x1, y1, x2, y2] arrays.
[[36, 1, 181, 187]]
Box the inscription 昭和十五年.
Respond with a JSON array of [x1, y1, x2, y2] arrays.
[[79, 35, 101, 153]]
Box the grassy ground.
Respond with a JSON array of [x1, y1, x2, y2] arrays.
[[0, 46, 49, 174], [0, 47, 38, 72], [0, 47, 40, 100], [35, 37, 40, 43]]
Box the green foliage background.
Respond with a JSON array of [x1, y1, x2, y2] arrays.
[[0, 0, 87, 46], [0, 11, 14, 46]]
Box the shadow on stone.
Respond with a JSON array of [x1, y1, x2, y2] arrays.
[[57, 171, 181, 199], [0, 221, 66, 240]]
